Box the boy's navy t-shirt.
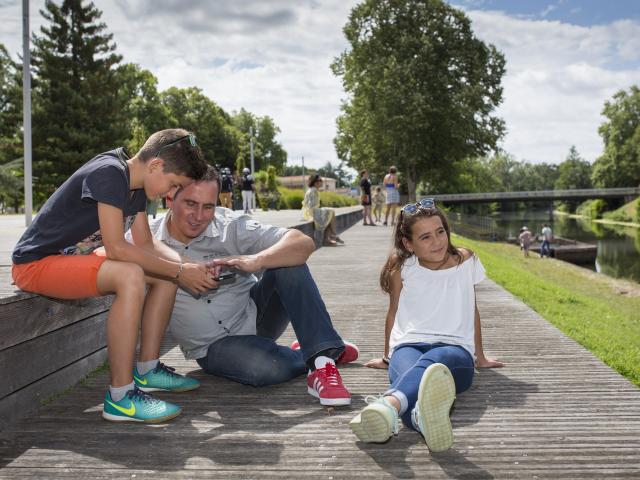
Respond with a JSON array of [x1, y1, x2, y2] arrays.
[[12, 148, 147, 264]]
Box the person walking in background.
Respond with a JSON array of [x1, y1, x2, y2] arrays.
[[540, 223, 553, 258], [373, 186, 385, 223], [302, 174, 344, 246], [518, 226, 532, 258], [241, 167, 254, 214], [348, 198, 503, 451], [219, 167, 234, 209], [360, 170, 374, 226], [383, 166, 400, 226]]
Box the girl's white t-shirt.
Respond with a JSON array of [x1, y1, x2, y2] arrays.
[[389, 253, 486, 359]]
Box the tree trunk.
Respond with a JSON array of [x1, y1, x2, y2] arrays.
[[406, 162, 418, 203]]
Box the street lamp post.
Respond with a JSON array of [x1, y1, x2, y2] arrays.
[[249, 126, 255, 174], [22, 0, 33, 226]]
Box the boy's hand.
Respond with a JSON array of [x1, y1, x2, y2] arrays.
[[475, 356, 505, 368], [178, 262, 217, 293], [364, 358, 389, 370]]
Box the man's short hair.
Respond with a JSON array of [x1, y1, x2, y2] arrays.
[[137, 128, 208, 180], [173, 165, 221, 200]]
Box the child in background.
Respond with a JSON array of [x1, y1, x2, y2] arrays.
[[12, 129, 215, 423], [349, 198, 503, 451], [373, 186, 385, 223]]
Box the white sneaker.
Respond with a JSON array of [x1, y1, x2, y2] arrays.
[[349, 395, 399, 443], [413, 363, 456, 452]]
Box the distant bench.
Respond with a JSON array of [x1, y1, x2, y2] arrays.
[[0, 206, 363, 430]]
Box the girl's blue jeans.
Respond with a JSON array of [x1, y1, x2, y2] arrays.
[[386, 343, 475, 430]]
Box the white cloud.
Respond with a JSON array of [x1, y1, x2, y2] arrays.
[[467, 9, 640, 163]]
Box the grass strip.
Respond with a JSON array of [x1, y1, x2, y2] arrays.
[[454, 234, 640, 387]]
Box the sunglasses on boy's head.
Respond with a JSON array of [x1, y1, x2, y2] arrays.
[[402, 197, 435, 215], [154, 134, 197, 159]]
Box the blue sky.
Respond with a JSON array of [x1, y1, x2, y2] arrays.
[[453, 0, 640, 26], [1, 1, 639, 169]]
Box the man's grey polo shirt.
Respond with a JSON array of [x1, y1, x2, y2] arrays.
[[145, 208, 288, 360]]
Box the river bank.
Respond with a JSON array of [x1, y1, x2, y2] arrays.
[[555, 210, 640, 229], [455, 233, 640, 387]]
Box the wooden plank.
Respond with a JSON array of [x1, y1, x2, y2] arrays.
[[0, 294, 112, 351], [0, 220, 639, 478], [0, 347, 107, 430], [0, 312, 108, 399]]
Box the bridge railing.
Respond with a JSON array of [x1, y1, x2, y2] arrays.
[[429, 187, 640, 203]]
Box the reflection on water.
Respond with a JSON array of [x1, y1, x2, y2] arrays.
[[463, 210, 640, 284]]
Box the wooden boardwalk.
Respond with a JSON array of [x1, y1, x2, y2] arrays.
[[1, 222, 640, 479]]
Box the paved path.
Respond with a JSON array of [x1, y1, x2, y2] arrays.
[[1, 221, 640, 478]]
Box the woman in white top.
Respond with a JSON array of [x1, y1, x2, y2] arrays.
[[349, 198, 503, 452]]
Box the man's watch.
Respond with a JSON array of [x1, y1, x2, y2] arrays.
[[382, 356, 390, 365]]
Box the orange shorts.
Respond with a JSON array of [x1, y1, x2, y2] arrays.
[[12, 249, 107, 299]]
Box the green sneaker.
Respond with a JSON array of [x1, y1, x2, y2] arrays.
[[102, 386, 181, 423], [133, 362, 200, 393]]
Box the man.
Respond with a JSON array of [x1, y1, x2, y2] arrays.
[[139, 166, 357, 406], [240, 167, 254, 214], [540, 223, 553, 258], [219, 167, 234, 209]]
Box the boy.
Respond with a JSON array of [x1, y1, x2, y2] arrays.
[[12, 129, 215, 423]]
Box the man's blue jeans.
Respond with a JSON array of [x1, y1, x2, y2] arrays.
[[386, 343, 475, 430], [540, 239, 550, 257], [196, 264, 345, 387]]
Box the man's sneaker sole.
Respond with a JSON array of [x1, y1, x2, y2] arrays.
[[349, 405, 393, 443], [416, 363, 456, 452], [307, 387, 351, 406]]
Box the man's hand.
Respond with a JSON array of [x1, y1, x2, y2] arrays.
[[475, 356, 505, 368], [207, 255, 262, 274], [178, 262, 217, 293], [364, 358, 389, 370]]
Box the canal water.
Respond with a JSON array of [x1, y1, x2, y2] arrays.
[[453, 210, 640, 284]]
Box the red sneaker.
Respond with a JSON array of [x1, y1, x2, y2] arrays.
[[307, 362, 351, 406], [291, 340, 359, 365]]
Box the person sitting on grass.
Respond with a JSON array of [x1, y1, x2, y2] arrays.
[[349, 198, 504, 451], [12, 129, 213, 423], [135, 166, 358, 407]]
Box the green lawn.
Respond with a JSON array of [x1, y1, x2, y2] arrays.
[[454, 234, 640, 387]]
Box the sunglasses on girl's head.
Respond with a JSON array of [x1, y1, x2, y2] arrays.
[[402, 197, 435, 215], [154, 134, 197, 158]]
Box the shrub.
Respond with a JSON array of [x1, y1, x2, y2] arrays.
[[319, 191, 358, 207], [278, 187, 304, 209]]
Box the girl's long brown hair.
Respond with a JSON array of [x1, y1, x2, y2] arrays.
[[379, 204, 466, 293]]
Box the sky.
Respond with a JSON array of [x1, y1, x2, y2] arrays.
[[0, 0, 639, 169]]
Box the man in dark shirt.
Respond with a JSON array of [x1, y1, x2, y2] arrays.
[[360, 170, 374, 226]]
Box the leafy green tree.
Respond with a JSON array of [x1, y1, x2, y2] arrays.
[[332, 0, 506, 200], [31, 0, 125, 203], [555, 146, 592, 190], [116, 63, 171, 154], [592, 85, 640, 188], [1, 44, 23, 163], [231, 108, 287, 173], [160, 86, 238, 169]]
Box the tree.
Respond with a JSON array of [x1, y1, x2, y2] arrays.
[[161, 86, 238, 170], [231, 108, 287, 173], [332, 0, 506, 200], [0, 43, 23, 165], [554, 146, 592, 211], [116, 63, 171, 154], [592, 85, 640, 188]]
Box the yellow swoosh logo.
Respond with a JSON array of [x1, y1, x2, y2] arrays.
[[106, 400, 136, 416], [134, 375, 147, 385]]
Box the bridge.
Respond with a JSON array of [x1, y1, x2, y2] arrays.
[[431, 187, 640, 204]]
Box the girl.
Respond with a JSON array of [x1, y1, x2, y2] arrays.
[[373, 186, 385, 223], [349, 198, 503, 451], [302, 174, 344, 246], [383, 166, 400, 226]]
